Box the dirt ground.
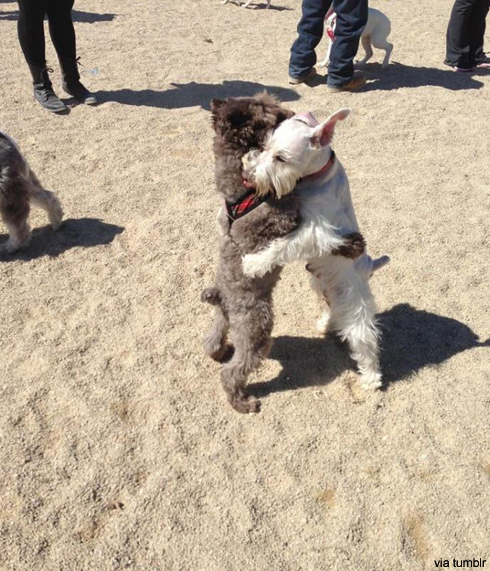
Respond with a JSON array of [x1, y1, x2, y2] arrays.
[[1, 0, 490, 569]]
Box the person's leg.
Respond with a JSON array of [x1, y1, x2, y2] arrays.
[[469, 0, 490, 65], [46, 0, 98, 105], [327, 0, 368, 87], [289, 0, 333, 81], [445, 0, 479, 69], [46, 0, 76, 60], [17, 0, 47, 67], [16, 0, 68, 112]]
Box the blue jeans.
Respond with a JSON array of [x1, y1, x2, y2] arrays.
[[289, 0, 368, 87]]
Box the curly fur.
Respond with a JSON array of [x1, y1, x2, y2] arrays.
[[203, 93, 299, 413], [0, 132, 63, 253], [202, 94, 364, 413]]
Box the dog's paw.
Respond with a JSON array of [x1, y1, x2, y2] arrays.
[[205, 343, 234, 363], [0, 238, 28, 254], [316, 311, 331, 334], [334, 232, 366, 260], [242, 254, 269, 278], [49, 206, 64, 231], [201, 287, 222, 305], [230, 393, 261, 414], [360, 371, 383, 391]]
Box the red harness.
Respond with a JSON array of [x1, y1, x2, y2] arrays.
[[226, 151, 335, 224], [226, 189, 267, 224]]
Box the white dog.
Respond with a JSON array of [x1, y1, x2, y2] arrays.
[[221, 0, 271, 8], [241, 110, 389, 390], [320, 7, 393, 68]]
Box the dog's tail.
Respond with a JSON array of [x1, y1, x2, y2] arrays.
[[201, 287, 222, 306], [28, 178, 64, 231]]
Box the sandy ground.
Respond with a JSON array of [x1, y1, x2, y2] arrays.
[[1, 0, 490, 569]]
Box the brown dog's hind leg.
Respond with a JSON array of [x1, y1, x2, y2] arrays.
[[332, 232, 366, 260], [220, 304, 273, 413]]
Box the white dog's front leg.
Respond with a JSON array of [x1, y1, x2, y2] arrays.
[[242, 222, 347, 278], [242, 239, 287, 278]]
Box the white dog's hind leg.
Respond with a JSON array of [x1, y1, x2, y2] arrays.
[[376, 39, 393, 68], [319, 261, 382, 389], [355, 36, 374, 68], [242, 0, 253, 6], [370, 17, 392, 68], [306, 262, 331, 333]]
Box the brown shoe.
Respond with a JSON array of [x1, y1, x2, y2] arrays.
[[326, 74, 366, 93], [288, 68, 317, 85]]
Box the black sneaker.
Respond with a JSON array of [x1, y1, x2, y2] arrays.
[[62, 80, 98, 105], [60, 57, 98, 105]]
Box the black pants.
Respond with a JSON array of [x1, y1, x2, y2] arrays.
[[17, 0, 76, 67], [445, 0, 490, 68]]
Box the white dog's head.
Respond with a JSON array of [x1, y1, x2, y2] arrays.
[[242, 108, 350, 198]]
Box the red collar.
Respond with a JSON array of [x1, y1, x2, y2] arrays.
[[299, 150, 336, 184], [226, 189, 266, 224]]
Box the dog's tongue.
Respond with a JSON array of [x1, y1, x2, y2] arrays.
[[242, 177, 256, 190], [295, 111, 319, 127]]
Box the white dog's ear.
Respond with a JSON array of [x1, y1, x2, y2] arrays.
[[310, 108, 351, 148]]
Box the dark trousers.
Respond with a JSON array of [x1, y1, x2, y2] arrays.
[[445, 0, 490, 68], [289, 0, 368, 87], [17, 0, 76, 67]]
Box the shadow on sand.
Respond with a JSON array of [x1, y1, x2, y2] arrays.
[[0, 8, 115, 22], [98, 80, 301, 110], [249, 303, 489, 398], [0, 218, 124, 262], [308, 61, 485, 91]]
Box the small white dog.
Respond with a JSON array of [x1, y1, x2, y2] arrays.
[[242, 110, 389, 389], [320, 7, 393, 68], [221, 0, 271, 8]]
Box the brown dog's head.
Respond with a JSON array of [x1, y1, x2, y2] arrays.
[[210, 91, 294, 152]]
